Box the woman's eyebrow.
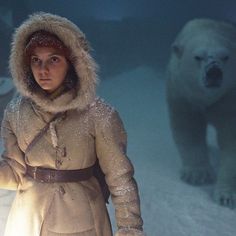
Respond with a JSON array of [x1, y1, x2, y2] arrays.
[[30, 53, 63, 57], [49, 53, 63, 56]]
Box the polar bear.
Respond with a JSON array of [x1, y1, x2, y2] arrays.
[[166, 18, 236, 208]]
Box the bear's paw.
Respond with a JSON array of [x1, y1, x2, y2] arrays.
[[214, 187, 236, 209], [180, 165, 216, 186]]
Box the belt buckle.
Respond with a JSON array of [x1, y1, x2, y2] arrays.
[[46, 171, 55, 183]]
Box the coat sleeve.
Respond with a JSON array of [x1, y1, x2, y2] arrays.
[[0, 104, 26, 190], [94, 100, 145, 236]]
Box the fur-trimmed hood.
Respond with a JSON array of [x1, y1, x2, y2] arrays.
[[9, 12, 98, 113]]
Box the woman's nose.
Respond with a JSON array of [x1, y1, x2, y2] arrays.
[[39, 61, 49, 74]]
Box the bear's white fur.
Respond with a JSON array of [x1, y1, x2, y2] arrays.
[[166, 18, 236, 208]]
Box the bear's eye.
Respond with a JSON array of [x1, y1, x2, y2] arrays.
[[194, 55, 203, 61], [222, 55, 229, 62]]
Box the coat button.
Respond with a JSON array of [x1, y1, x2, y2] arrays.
[[56, 146, 67, 158], [55, 159, 63, 169], [59, 185, 65, 195]]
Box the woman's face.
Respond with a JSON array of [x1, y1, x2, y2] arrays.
[[30, 47, 69, 93]]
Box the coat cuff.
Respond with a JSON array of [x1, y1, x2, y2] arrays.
[[115, 228, 146, 236]]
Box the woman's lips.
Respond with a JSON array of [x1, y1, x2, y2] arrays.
[[40, 78, 51, 81]]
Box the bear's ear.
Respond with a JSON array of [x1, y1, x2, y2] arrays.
[[171, 43, 184, 58]]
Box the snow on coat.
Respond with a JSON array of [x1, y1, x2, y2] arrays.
[[0, 12, 144, 236]]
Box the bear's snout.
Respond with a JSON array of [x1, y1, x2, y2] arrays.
[[204, 64, 223, 88]]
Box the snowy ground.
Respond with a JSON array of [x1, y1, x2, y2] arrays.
[[0, 66, 236, 235]]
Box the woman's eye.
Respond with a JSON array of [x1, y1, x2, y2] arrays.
[[31, 57, 40, 64], [50, 56, 60, 63]]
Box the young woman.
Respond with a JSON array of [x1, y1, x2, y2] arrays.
[[0, 12, 145, 236]]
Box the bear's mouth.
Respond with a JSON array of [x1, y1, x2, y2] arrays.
[[204, 65, 223, 88]]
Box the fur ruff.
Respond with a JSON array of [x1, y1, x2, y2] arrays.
[[9, 12, 99, 113]]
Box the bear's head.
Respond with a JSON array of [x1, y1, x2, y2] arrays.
[[169, 19, 236, 105]]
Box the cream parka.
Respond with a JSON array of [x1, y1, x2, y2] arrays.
[[0, 12, 144, 236]]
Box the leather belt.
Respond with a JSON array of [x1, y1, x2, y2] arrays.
[[26, 164, 94, 183]]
